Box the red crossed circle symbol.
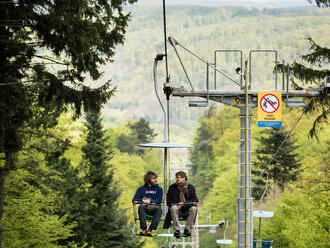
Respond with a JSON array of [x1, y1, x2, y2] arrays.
[[260, 94, 280, 113]]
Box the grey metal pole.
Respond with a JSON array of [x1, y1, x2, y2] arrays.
[[238, 60, 253, 248], [164, 147, 168, 216], [164, 97, 170, 217]]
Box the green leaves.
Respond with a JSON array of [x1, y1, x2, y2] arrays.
[[3, 169, 75, 248]]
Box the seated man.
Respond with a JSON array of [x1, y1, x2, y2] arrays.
[[132, 171, 163, 236], [164, 171, 198, 238]]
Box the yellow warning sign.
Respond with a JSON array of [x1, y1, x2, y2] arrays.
[[258, 92, 282, 127]]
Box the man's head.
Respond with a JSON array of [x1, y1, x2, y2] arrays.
[[175, 171, 187, 184], [144, 171, 158, 186]]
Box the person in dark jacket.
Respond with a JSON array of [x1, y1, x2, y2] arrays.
[[163, 171, 198, 238], [132, 171, 163, 236]]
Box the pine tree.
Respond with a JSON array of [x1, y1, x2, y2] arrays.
[[74, 110, 142, 248], [0, 1, 137, 243], [117, 118, 156, 155], [252, 128, 301, 200], [128, 118, 157, 144], [286, 1, 330, 138], [308, 0, 330, 7]]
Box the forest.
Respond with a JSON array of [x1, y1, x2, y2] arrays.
[[0, 1, 329, 248]]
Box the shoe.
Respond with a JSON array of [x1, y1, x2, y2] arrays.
[[145, 230, 153, 237], [139, 229, 147, 236], [183, 229, 191, 237], [174, 230, 181, 239]]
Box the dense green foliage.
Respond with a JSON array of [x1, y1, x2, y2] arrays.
[[0, 0, 138, 244], [117, 118, 157, 155], [1, 3, 329, 248], [189, 103, 329, 247], [3, 112, 147, 248], [2, 115, 78, 247], [252, 128, 301, 199], [3, 169, 75, 248]]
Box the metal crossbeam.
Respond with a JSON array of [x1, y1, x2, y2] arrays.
[[168, 78, 328, 248]]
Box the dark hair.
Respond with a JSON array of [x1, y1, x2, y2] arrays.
[[175, 171, 187, 180], [144, 171, 157, 185]]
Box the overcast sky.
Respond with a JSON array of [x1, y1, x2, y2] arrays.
[[138, 0, 314, 8]]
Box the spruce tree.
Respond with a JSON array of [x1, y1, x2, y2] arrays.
[[117, 118, 156, 155], [286, 1, 330, 138], [308, 0, 330, 7], [252, 128, 301, 200], [75, 110, 142, 248]]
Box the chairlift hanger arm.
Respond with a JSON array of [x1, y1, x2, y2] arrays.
[[168, 36, 242, 87], [168, 37, 195, 91]]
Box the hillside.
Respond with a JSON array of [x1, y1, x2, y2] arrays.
[[102, 4, 330, 141]]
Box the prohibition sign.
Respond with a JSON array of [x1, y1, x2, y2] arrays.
[[260, 94, 280, 113]]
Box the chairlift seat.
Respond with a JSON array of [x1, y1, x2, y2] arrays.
[[145, 213, 155, 220], [253, 239, 273, 248], [253, 211, 274, 218], [158, 233, 174, 237], [216, 239, 233, 245], [138, 142, 193, 148]]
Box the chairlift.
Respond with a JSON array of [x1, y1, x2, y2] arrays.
[[252, 173, 274, 248], [132, 43, 195, 237], [216, 218, 233, 247]]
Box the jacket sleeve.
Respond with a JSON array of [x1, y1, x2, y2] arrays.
[[132, 187, 143, 203], [151, 187, 163, 204], [189, 185, 199, 203]]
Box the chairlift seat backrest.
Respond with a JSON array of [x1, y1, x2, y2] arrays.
[[189, 100, 208, 107], [285, 99, 306, 108]]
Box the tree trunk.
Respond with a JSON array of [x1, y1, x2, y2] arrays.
[[0, 110, 5, 248]]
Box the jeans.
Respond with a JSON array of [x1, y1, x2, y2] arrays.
[[170, 205, 197, 231], [138, 204, 162, 230]]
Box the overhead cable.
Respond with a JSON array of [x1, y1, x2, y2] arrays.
[[257, 98, 315, 179]]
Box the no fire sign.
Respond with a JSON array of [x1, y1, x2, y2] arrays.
[[258, 92, 282, 127]]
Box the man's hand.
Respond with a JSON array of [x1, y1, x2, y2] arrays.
[[177, 202, 183, 209]]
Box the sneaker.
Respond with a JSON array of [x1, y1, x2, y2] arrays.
[[183, 229, 191, 237], [139, 229, 147, 236], [174, 230, 181, 239], [145, 230, 153, 237]]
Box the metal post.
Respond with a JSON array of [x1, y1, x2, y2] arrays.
[[238, 60, 253, 248], [164, 147, 168, 216], [164, 97, 170, 216]]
